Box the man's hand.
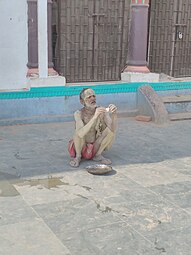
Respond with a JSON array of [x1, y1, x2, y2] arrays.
[[108, 104, 117, 113], [94, 107, 106, 118]]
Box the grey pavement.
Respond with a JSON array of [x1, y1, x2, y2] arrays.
[[0, 117, 191, 255]]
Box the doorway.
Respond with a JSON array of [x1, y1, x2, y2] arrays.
[[54, 0, 130, 83]]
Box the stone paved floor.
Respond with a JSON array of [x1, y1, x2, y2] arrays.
[[0, 118, 191, 255]]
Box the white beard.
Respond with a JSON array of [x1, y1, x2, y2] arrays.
[[85, 102, 97, 109]]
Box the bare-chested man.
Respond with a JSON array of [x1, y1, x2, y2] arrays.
[[68, 88, 117, 167]]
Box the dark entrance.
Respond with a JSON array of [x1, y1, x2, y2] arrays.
[[54, 0, 130, 83], [149, 0, 191, 78]]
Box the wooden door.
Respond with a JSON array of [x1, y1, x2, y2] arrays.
[[55, 0, 130, 83], [172, 0, 191, 77], [149, 0, 191, 78]]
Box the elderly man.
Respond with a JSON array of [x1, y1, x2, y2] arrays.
[[68, 88, 117, 167]]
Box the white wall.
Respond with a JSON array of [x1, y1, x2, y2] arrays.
[[0, 0, 28, 90]]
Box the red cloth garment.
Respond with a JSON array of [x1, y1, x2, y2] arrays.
[[68, 140, 96, 159], [68, 140, 76, 158]]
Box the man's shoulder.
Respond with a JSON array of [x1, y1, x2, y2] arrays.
[[74, 109, 83, 119], [74, 109, 81, 115]]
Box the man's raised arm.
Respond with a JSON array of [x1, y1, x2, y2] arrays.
[[74, 107, 106, 138]]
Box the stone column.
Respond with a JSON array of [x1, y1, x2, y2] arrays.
[[27, 0, 56, 76], [123, 0, 150, 73], [27, 0, 38, 71], [48, 0, 54, 68]]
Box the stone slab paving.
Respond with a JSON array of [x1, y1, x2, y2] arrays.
[[0, 118, 191, 254], [0, 219, 71, 255]]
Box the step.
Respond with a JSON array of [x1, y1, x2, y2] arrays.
[[169, 112, 191, 121], [162, 95, 191, 103]]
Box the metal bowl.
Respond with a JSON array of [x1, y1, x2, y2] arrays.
[[86, 164, 113, 175]]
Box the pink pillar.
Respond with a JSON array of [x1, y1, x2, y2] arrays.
[[27, 0, 57, 77], [123, 0, 150, 73], [27, 0, 38, 70]]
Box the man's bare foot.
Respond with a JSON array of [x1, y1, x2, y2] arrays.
[[70, 157, 81, 167], [93, 154, 111, 165]]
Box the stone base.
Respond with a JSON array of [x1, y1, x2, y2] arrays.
[[27, 68, 58, 77], [121, 72, 159, 82], [137, 85, 169, 124], [27, 76, 66, 88]]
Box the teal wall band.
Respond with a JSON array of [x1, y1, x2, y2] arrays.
[[0, 82, 191, 100]]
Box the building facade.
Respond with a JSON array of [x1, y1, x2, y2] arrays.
[[1, 0, 191, 91], [0, 0, 28, 90]]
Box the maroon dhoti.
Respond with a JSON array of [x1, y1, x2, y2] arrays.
[[68, 140, 96, 159]]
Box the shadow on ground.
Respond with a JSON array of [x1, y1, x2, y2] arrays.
[[0, 118, 191, 179]]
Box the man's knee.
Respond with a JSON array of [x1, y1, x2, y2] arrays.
[[73, 132, 84, 143], [104, 128, 115, 150], [97, 128, 115, 152], [105, 127, 115, 140]]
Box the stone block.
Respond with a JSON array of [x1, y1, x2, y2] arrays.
[[135, 115, 152, 122], [137, 85, 169, 124], [121, 72, 159, 82], [27, 76, 66, 88]]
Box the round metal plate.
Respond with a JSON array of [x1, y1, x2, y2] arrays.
[[86, 164, 113, 175]]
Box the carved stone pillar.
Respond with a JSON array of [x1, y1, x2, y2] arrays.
[[123, 0, 150, 73], [27, 0, 56, 76], [27, 0, 38, 69], [48, 0, 54, 68]]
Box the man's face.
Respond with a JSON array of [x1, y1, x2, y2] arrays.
[[83, 89, 96, 109]]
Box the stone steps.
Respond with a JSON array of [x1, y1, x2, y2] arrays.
[[161, 94, 191, 121], [169, 112, 191, 121], [162, 94, 191, 103]]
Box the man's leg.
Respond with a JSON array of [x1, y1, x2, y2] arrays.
[[69, 133, 85, 167], [93, 127, 115, 164]]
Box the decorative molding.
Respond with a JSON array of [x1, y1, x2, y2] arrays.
[[1, 82, 191, 99], [131, 0, 149, 4]]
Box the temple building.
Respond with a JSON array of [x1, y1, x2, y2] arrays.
[[0, 0, 191, 90]]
